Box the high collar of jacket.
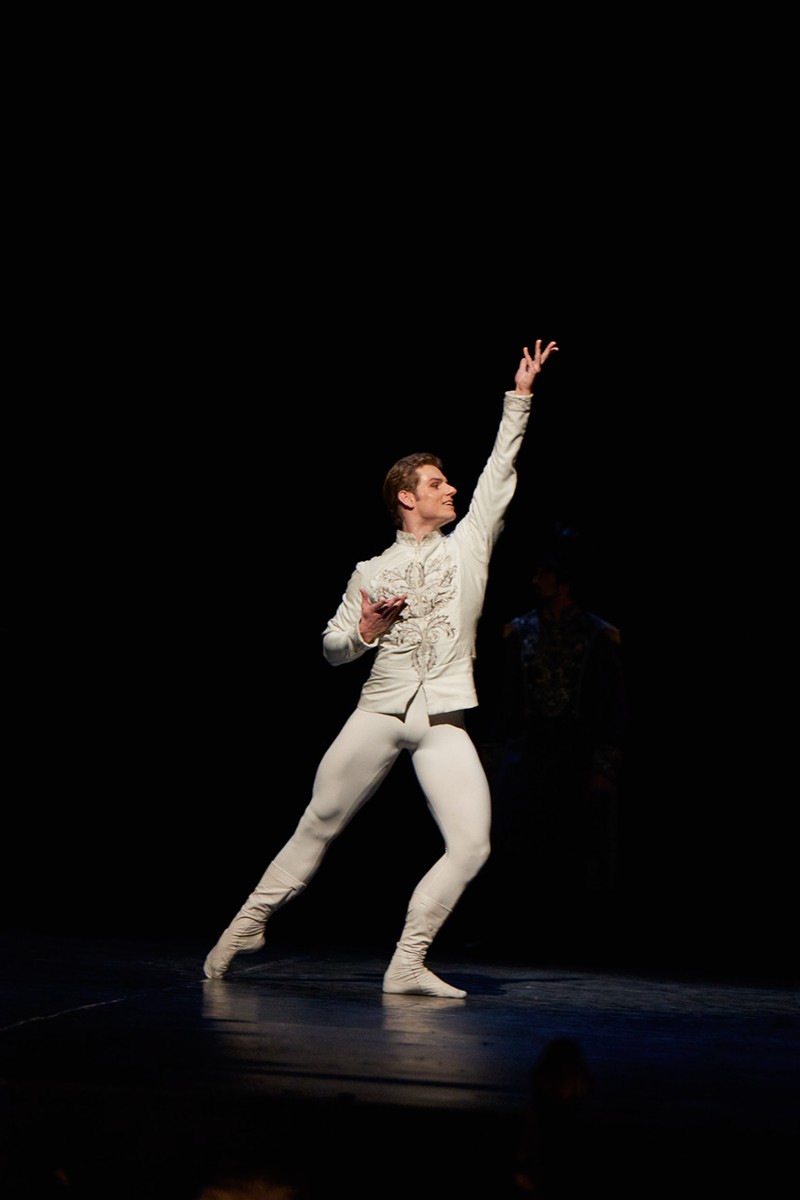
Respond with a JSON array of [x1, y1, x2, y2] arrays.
[[395, 529, 444, 547]]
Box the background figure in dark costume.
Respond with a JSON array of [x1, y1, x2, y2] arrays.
[[482, 528, 627, 956]]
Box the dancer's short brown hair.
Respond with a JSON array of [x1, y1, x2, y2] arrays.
[[383, 452, 445, 529]]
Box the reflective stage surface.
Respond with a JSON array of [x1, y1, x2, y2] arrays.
[[2, 934, 798, 1197]]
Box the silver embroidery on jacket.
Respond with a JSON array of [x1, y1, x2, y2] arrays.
[[374, 557, 457, 677]]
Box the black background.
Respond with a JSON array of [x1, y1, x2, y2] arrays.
[[6, 174, 791, 983]]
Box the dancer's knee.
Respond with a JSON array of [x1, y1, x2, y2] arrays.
[[296, 806, 341, 846], [455, 836, 491, 882]]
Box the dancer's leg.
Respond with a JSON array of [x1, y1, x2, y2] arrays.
[[271, 708, 403, 883], [409, 719, 492, 911], [205, 707, 404, 978], [383, 696, 491, 998]]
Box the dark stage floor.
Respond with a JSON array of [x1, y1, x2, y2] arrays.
[[2, 932, 798, 1198]]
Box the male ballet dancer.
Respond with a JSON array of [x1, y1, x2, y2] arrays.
[[204, 339, 559, 997]]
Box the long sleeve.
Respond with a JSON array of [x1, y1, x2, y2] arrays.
[[321, 565, 379, 666], [453, 392, 531, 563]]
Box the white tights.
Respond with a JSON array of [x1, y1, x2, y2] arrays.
[[272, 688, 491, 914]]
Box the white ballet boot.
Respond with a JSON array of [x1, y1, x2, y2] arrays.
[[204, 861, 305, 980], [382, 892, 466, 999]]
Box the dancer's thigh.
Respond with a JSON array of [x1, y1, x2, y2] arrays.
[[411, 723, 491, 847], [308, 707, 404, 828]]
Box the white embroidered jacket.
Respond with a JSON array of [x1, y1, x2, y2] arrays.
[[322, 392, 532, 715]]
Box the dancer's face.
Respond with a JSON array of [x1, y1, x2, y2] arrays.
[[400, 464, 457, 529]]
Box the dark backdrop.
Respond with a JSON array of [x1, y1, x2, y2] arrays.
[[6, 234, 790, 984]]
